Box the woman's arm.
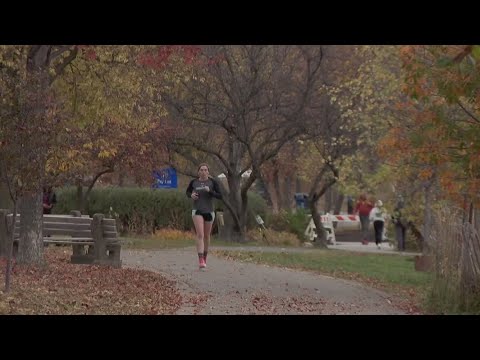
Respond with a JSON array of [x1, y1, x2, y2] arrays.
[[209, 178, 223, 199], [186, 179, 195, 198]]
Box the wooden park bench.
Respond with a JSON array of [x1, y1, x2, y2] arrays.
[[0, 210, 122, 268]]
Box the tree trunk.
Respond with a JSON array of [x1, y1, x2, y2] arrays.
[[273, 168, 282, 212], [76, 183, 85, 213], [334, 193, 345, 215], [225, 174, 247, 242], [118, 163, 125, 187], [223, 209, 247, 242], [255, 176, 272, 206], [474, 207, 480, 234], [295, 176, 302, 193], [15, 46, 78, 266], [306, 165, 338, 248], [423, 182, 433, 255], [76, 169, 113, 215], [0, 177, 13, 210], [5, 201, 17, 292], [409, 222, 424, 251], [282, 176, 294, 210], [468, 201, 474, 224], [460, 202, 477, 299], [16, 47, 51, 266], [0, 210, 7, 257], [263, 178, 280, 214], [333, 192, 345, 230], [310, 195, 327, 248], [240, 188, 249, 241], [17, 192, 44, 266], [325, 187, 332, 213]]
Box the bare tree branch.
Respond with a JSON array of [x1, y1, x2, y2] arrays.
[[457, 99, 480, 124], [85, 167, 114, 198], [50, 46, 78, 85], [173, 139, 231, 173], [49, 46, 74, 61]]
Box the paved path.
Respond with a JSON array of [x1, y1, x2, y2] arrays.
[[122, 248, 409, 315]]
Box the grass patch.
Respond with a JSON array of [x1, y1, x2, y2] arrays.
[[426, 278, 480, 315], [212, 249, 432, 311], [122, 231, 263, 250], [213, 250, 431, 288]]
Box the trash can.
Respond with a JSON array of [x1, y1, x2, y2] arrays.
[[294, 193, 309, 209]]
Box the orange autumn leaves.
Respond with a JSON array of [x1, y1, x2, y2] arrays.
[[380, 45, 480, 206]]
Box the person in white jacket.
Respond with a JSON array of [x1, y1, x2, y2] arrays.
[[369, 200, 388, 249]]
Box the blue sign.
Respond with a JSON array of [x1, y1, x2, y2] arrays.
[[152, 167, 178, 189]]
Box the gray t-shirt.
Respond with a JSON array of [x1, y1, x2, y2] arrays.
[[186, 178, 222, 213]]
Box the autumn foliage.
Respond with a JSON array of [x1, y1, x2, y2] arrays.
[[0, 248, 182, 314], [379, 45, 480, 208]]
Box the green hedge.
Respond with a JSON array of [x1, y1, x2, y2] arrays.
[[245, 191, 268, 229], [55, 187, 268, 234], [265, 209, 310, 242]]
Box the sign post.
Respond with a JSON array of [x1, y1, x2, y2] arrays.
[[152, 168, 178, 189]]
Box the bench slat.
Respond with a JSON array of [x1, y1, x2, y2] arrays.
[[14, 237, 119, 245], [102, 225, 117, 232], [43, 239, 120, 244], [16, 231, 92, 238], [44, 239, 94, 245], [9, 214, 89, 218], [15, 217, 92, 225], [43, 237, 93, 244], [43, 237, 93, 241], [43, 222, 91, 230], [43, 214, 91, 218], [10, 214, 120, 246], [45, 229, 92, 237]]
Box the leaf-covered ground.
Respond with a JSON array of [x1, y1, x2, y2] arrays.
[[122, 248, 413, 315], [0, 248, 182, 315], [1, 246, 425, 315]]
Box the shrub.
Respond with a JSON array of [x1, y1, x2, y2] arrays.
[[55, 186, 268, 235]]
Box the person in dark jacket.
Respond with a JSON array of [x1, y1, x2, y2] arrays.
[[43, 186, 57, 215], [355, 194, 374, 245], [392, 198, 407, 251], [186, 163, 222, 269]]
